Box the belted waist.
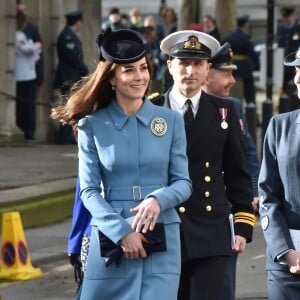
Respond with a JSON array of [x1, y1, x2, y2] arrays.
[[232, 54, 248, 61], [104, 185, 163, 201]]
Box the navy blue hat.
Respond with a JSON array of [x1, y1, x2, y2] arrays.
[[284, 49, 300, 67], [96, 28, 148, 63], [237, 14, 249, 26], [65, 10, 83, 25], [210, 42, 237, 70], [281, 7, 295, 17]]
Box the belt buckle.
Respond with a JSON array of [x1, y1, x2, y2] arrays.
[[132, 186, 142, 201]]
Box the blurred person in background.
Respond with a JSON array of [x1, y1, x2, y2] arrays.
[[138, 26, 160, 79], [222, 14, 259, 106], [128, 8, 143, 31], [156, 7, 178, 79], [54, 10, 89, 144], [277, 7, 300, 95], [17, 0, 44, 87], [16, 9, 42, 142], [101, 7, 125, 32], [202, 14, 221, 41]]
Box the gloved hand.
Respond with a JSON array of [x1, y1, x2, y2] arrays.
[[68, 253, 83, 290], [68, 253, 81, 267]]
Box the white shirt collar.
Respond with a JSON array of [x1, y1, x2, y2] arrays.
[[169, 88, 202, 115]]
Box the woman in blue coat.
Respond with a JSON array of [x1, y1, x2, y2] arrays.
[[258, 50, 300, 299], [52, 28, 192, 300]]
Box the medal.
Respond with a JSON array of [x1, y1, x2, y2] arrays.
[[219, 108, 228, 130], [151, 117, 167, 136], [221, 120, 228, 129]]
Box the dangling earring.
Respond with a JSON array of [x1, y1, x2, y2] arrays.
[[111, 85, 115, 91]]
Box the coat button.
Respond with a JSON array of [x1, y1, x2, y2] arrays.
[[179, 206, 186, 213], [204, 191, 210, 198], [205, 205, 212, 212], [204, 176, 211, 182], [205, 161, 210, 168]]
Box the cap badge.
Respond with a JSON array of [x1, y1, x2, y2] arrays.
[[183, 36, 202, 50], [229, 48, 233, 58], [151, 117, 167, 136]]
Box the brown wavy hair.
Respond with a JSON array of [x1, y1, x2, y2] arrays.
[[51, 56, 153, 138]]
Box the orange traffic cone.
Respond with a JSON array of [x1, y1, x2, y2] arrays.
[[0, 211, 42, 281]]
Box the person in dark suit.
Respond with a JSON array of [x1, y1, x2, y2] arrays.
[[157, 30, 255, 300], [277, 7, 300, 95], [258, 49, 300, 299], [222, 14, 259, 105], [54, 10, 89, 144], [203, 42, 260, 300]]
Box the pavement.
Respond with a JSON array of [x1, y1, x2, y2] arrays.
[[0, 143, 78, 264]]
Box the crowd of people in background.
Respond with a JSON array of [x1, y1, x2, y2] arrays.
[[15, 3, 300, 144]]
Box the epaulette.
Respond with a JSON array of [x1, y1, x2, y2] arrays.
[[147, 92, 160, 102]]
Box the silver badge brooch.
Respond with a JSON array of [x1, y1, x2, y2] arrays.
[[151, 117, 167, 136]]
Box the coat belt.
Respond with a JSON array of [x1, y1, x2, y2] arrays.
[[104, 185, 163, 201]]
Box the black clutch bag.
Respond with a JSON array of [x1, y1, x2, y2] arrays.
[[99, 223, 167, 267]]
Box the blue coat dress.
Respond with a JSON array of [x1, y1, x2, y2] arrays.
[[77, 98, 192, 300]]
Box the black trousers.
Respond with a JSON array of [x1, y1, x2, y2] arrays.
[[178, 256, 230, 300], [16, 80, 37, 140]]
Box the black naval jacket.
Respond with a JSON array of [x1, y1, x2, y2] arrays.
[[153, 90, 255, 261]]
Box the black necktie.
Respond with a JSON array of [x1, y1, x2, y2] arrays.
[[184, 99, 194, 132]]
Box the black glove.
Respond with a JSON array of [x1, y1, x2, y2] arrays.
[[68, 253, 83, 291]]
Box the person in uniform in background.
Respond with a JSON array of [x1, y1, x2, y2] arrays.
[[222, 14, 259, 105], [258, 49, 300, 299], [54, 10, 89, 144], [156, 30, 255, 300], [203, 42, 260, 300], [51, 28, 192, 300], [277, 7, 300, 95]]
